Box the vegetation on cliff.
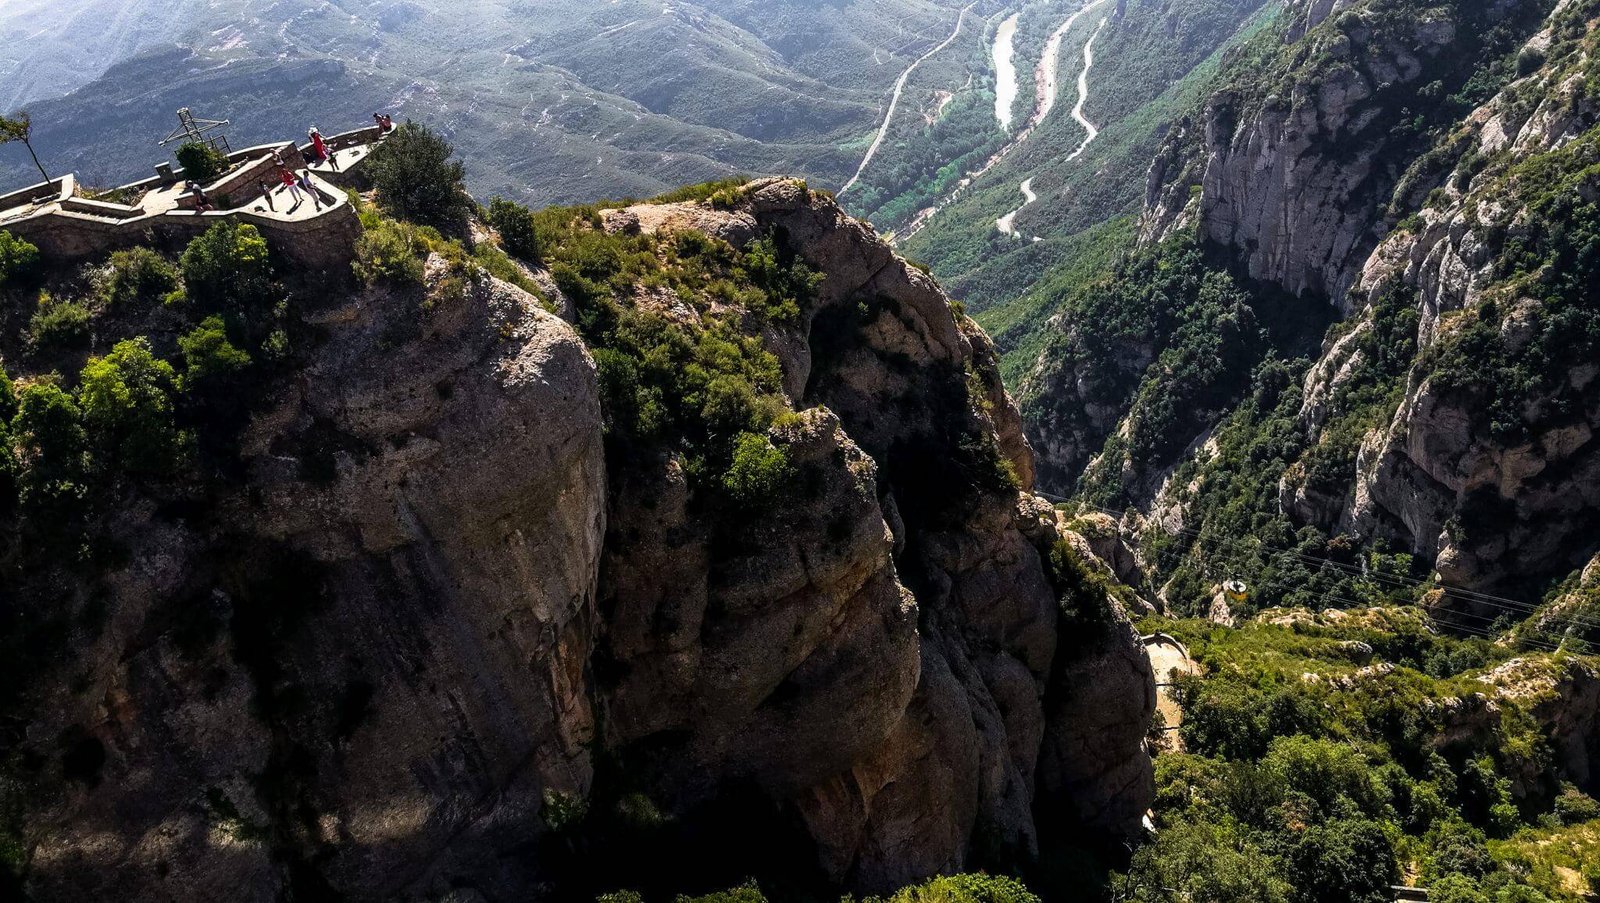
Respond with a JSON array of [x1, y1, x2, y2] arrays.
[[1125, 612, 1600, 903]]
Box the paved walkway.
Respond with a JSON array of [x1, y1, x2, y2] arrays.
[[308, 142, 375, 179]]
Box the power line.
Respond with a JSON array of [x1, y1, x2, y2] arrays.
[[1066, 499, 1600, 633], [1045, 496, 1594, 646]]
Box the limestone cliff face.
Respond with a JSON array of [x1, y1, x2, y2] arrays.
[[24, 263, 608, 901], [596, 180, 1154, 892], [1039, 0, 1600, 602], [1299, 0, 1600, 592], [1143, 0, 1549, 305], [16, 183, 1155, 900]]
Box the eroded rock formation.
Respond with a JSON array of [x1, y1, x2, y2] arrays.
[[15, 182, 1155, 901]]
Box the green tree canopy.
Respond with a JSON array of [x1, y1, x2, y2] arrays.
[[365, 121, 471, 233], [78, 337, 184, 478]]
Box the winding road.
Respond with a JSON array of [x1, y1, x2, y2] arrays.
[[995, 11, 1108, 237], [841, 2, 977, 195], [995, 177, 1036, 236], [900, 0, 1111, 241]]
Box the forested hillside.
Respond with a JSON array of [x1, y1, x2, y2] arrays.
[[894, 0, 1273, 382], [1019, 0, 1600, 625]]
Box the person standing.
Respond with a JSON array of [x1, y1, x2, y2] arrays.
[[279, 166, 305, 208], [258, 178, 277, 212], [296, 170, 324, 211], [308, 127, 337, 170]]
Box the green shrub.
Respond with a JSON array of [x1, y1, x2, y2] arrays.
[[1432, 875, 1490, 903], [178, 316, 252, 399], [364, 121, 472, 232], [353, 218, 426, 285], [175, 142, 230, 183], [101, 247, 179, 313], [0, 230, 40, 286], [541, 789, 588, 833], [11, 380, 90, 534], [0, 367, 15, 425], [77, 337, 184, 477], [1427, 821, 1494, 881], [28, 292, 92, 350], [876, 873, 1042, 902], [487, 197, 541, 262], [1552, 784, 1600, 825], [179, 221, 274, 326], [675, 882, 767, 903], [649, 177, 751, 207], [721, 432, 791, 507], [1045, 538, 1118, 645]]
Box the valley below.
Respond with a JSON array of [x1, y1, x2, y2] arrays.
[[4, 0, 1600, 900]]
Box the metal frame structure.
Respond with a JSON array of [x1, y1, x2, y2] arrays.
[[159, 107, 232, 155]]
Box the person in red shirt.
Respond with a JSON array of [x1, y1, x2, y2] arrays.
[[279, 166, 306, 208]]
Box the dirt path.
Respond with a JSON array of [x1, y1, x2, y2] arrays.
[[995, 177, 1036, 236], [841, 2, 977, 195], [1144, 634, 1199, 748]]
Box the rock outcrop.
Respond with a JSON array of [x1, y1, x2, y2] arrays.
[[596, 179, 1155, 891], [1143, 0, 1548, 305], [1054, 0, 1600, 603], [23, 265, 609, 901], [13, 181, 1155, 901]]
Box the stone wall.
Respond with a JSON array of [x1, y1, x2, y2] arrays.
[[7, 198, 361, 273], [0, 174, 72, 211], [3, 137, 367, 273]]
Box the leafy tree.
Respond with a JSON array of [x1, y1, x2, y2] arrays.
[[0, 111, 50, 184], [0, 230, 40, 287], [178, 317, 251, 398], [1262, 736, 1390, 820], [77, 338, 184, 478], [1284, 818, 1398, 903], [174, 142, 230, 182], [364, 121, 471, 232], [488, 197, 541, 262], [179, 221, 275, 329], [11, 380, 90, 533], [1121, 820, 1290, 903]]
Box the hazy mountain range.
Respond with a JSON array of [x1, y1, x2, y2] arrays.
[[0, 0, 986, 203]]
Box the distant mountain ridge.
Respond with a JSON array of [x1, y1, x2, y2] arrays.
[[0, 0, 981, 203]]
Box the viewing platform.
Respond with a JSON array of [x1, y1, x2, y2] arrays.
[[0, 123, 390, 271]]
